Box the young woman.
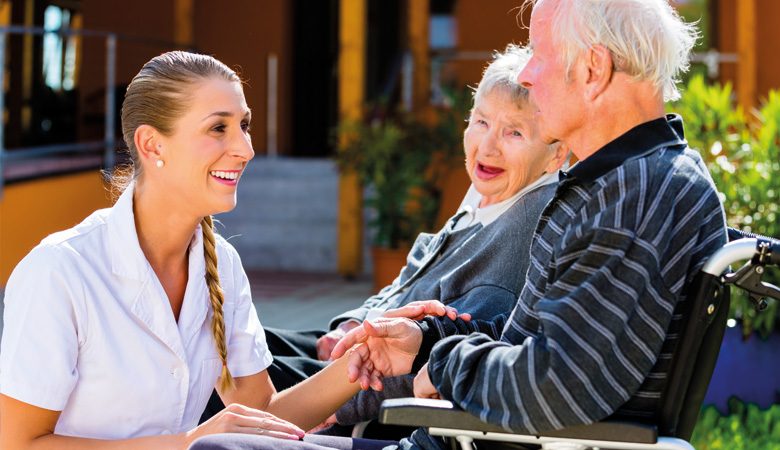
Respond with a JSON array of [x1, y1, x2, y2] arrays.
[[0, 51, 389, 450]]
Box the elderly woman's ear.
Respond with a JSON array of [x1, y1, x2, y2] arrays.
[[545, 142, 570, 174]]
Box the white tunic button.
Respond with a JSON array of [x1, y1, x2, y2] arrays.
[[161, 429, 172, 435], [172, 368, 184, 380]]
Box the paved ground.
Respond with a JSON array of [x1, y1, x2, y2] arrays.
[[0, 271, 374, 338], [247, 270, 374, 330]]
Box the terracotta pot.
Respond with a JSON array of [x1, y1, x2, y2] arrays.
[[371, 246, 409, 293]]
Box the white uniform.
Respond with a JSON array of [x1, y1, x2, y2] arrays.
[[0, 183, 272, 439]]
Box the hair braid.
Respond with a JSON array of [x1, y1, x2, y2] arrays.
[[201, 215, 235, 393]]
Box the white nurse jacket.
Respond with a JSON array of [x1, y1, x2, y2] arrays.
[[0, 183, 272, 439]]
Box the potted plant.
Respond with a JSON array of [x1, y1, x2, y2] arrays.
[[334, 96, 468, 290]]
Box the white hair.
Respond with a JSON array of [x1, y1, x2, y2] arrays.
[[473, 43, 532, 108], [523, 0, 699, 101]]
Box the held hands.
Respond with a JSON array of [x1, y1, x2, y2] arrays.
[[382, 300, 471, 322], [188, 403, 305, 444], [331, 318, 423, 391], [413, 363, 441, 399], [316, 321, 360, 361]]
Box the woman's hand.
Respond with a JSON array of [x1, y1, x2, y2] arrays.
[[413, 363, 441, 399], [382, 300, 471, 322], [187, 403, 305, 445]]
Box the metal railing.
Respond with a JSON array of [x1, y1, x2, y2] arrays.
[[0, 25, 119, 197], [0, 25, 186, 198]]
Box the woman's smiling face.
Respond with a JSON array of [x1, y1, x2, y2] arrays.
[[463, 88, 558, 207], [157, 78, 254, 217]]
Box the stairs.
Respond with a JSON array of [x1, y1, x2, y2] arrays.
[[215, 157, 342, 272]]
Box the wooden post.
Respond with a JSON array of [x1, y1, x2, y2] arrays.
[[407, 0, 430, 112], [174, 0, 194, 47], [736, 0, 756, 111], [337, 0, 366, 277]]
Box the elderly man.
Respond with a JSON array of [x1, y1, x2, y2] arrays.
[[328, 0, 727, 449]]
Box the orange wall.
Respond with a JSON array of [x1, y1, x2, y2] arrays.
[[79, 0, 293, 155], [717, 0, 780, 102], [0, 172, 112, 285], [453, 0, 531, 87]]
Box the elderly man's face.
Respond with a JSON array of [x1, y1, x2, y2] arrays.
[[517, 0, 583, 146], [464, 88, 556, 208]]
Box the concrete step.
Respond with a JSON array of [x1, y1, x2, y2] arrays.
[[215, 157, 342, 272]]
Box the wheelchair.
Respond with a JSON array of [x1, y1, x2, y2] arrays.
[[378, 229, 780, 450]]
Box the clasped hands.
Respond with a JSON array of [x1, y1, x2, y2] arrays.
[[329, 300, 470, 395]]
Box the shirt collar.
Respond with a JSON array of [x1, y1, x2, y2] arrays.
[[565, 114, 687, 183], [453, 171, 559, 231]]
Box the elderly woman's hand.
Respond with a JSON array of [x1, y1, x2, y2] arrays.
[[382, 300, 471, 322], [316, 321, 361, 361]]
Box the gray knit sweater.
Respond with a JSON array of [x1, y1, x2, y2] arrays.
[[333, 182, 557, 425]]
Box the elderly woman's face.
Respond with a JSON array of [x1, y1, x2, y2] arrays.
[[464, 88, 556, 207]]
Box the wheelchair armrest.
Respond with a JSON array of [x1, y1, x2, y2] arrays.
[[379, 398, 659, 444]]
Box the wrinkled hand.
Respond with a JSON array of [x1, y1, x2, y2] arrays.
[[307, 413, 338, 434], [316, 321, 360, 361], [187, 403, 305, 444], [413, 363, 440, 399], [331, 317, 423, 391], [382, 300, 471, 322]]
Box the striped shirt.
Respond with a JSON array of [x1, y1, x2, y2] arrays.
[[419, 115, 727, 437]]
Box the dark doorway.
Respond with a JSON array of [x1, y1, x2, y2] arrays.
[[290, 0, 339, 157]]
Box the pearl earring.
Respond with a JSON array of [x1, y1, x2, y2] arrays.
[[156, 160, 164, 168]]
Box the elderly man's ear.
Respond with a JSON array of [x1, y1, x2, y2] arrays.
[[546, 143, 570, 173], [583, 44, 615, 102]]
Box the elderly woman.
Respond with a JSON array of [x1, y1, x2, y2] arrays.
[[198, 43, 568, 431]]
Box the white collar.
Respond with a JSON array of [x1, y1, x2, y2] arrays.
[[452, 171, 558, 231]]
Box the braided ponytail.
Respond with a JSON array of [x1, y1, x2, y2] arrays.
[[201, 215, 235, 393]]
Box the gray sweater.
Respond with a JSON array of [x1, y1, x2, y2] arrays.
[[333, 182, 557, 424]]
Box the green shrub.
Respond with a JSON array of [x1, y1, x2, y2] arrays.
[[670, 76, 780, 338], [691, 399, 780, 450]]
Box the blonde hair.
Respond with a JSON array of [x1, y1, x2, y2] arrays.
[[118, 51, 241, 392], [522, 0, 699, 102]]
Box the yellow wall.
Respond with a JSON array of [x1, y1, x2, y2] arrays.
[[0, 171, 112, 286]]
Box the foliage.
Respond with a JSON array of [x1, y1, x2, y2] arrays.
[[670, 75, 780, 338], [334, 91, 470, 249], [691, 399, 780, 450]]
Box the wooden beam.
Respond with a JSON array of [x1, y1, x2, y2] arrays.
[[407, 0, 430, 112], [736, 0, 756, 110], [337, 0, 366, 277], [174, 0, 194, 47]]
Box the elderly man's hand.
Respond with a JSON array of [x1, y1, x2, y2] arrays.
[[413, 363, 441, 399], [382, 300, 471, 322], [331, 317, 422, 391]]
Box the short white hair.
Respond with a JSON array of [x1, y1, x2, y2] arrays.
[[523, 0, 699, 102], [473, 44, 532, 108]]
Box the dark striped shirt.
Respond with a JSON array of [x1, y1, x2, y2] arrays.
[[420, 115, 727, 436]]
